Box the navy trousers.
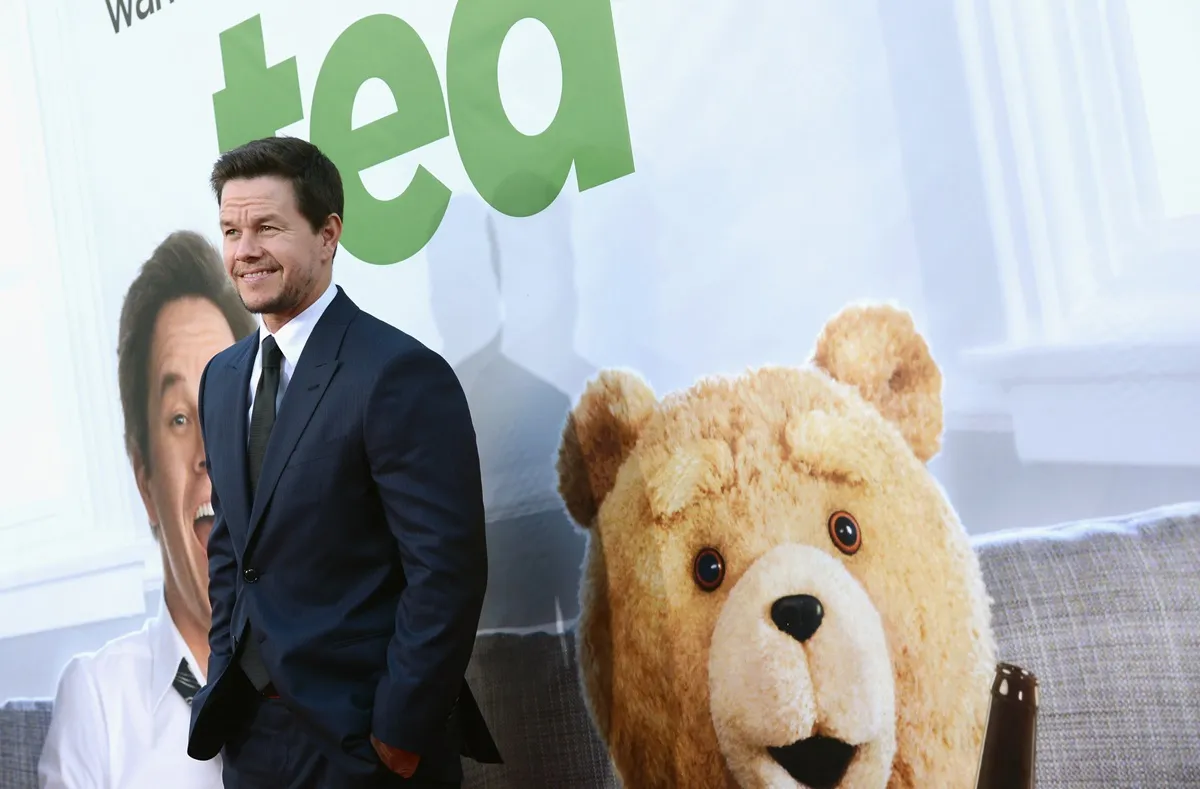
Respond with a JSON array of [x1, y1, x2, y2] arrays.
[[220, 696, 460, 789]]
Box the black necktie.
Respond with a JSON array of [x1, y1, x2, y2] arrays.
[[172, 658, 201, 705], [248, 335, 283, 494], [241, 335, 282, 693]]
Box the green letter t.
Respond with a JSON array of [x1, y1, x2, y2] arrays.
[[212, 15, 304, 153]]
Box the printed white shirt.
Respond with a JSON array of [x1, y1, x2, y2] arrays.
[[37, 598, 221, 789]]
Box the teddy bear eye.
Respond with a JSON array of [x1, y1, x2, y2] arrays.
[[693, 548, 726, 592], [828, 511, 862, 555]]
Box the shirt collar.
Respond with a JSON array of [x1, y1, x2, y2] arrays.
[[148, 597, 206, 715], [257, 279, 338, 365]]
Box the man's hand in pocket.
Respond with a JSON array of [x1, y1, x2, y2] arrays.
[[370, 734, 420, 778]]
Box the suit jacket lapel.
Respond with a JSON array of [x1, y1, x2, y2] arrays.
[[219, 338, 255, 542], [245, 289, 356, 546]]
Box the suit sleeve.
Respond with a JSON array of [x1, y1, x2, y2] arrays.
[[366, 345, 488, 755], [198, 357, 237, 683]]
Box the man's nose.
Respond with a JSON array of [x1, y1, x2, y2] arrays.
[[235, 233, 261, 261], [192, 431, 208, 474]]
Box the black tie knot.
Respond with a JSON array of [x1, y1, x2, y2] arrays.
[[261, 335, 283, 371]]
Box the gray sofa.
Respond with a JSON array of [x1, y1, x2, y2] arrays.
[[4, 503, 1198, 787]]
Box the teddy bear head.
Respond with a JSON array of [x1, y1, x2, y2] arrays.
[[556, 304, 995, 789]]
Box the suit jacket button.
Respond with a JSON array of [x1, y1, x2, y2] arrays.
[[243, 568, 259, 583]]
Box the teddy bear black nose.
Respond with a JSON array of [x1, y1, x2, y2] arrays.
[[771, 594, 824, 643]]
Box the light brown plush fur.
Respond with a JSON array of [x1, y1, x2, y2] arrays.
[[556, 303, 996, 789]]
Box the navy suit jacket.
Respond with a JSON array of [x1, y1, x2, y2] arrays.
[[186, 287, 500, 781]]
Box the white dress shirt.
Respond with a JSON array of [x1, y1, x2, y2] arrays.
[[246, 280, 338, 424], [37, 598, 221, 789]]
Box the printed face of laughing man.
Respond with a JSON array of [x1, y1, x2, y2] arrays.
[[133, 296, 235, 643]]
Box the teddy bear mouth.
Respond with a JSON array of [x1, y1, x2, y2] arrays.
[[767, 735, 858, 789]]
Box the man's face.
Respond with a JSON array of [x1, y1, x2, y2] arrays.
[[218, 175, 339, 320], [134, 297, 236, 626]]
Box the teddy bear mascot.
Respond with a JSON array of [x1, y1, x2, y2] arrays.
[[555, 303, 996, 789]]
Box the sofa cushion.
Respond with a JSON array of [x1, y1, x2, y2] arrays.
[[463, 629, 617, 788], [974, 502, 1200, 788], [0, 699, 52, 789]]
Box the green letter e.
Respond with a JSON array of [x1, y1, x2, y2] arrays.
[[310, 15, 452, 265]]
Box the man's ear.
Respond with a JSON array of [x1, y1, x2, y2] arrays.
[[322, 213, 343, 262], [557, 370, 658, 527], [811, 304, 944, 463]]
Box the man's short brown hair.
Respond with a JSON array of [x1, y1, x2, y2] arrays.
[[209, 136, 344, 234], [117, 230, 256, 473]]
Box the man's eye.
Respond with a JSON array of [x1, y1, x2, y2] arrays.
[[171, 414, 188, 427]]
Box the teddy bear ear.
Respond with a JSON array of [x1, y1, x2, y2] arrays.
[[557, 370, 658, 527], [811, 304, 944, 463]]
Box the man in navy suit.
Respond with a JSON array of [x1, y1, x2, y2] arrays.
[[186, 135, 500, 788]]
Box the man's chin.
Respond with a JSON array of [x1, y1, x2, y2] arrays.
[[237, 287, 297, 318], [238, 295, 276, 316]]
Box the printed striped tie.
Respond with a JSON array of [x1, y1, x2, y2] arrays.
[[172, 658, 201, 705]]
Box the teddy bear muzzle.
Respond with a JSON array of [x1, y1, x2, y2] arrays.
[[763, 597, 860, 786], [707, 545, 898, 789]]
